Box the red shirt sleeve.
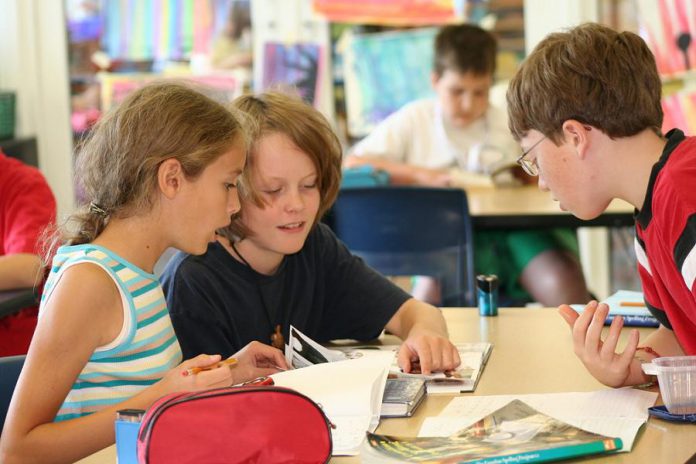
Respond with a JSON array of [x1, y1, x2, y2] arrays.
[[1, 162, 56, 255]]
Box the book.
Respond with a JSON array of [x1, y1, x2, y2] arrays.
[[380, 377, 426, 418], [275, 326, 393, 455], [571, 290, 659, 327], [393, 342, 493, 394], [419, 388, 656, 453], [363, 399, 623, 463], [272, 346, 393, 456]]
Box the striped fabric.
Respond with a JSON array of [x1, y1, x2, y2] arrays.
[[40, 244, 182, 422]]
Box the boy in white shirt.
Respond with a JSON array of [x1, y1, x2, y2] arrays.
[[346, 24, 591, 306]]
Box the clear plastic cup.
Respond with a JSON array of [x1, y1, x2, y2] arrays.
[[642, 356, 696, 414]]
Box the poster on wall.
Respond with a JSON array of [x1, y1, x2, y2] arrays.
[[313, 0, 463, 25], [343, 27, 436, 137], [260, 42, 323, 106]]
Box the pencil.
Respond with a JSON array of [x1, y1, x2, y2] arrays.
[[182, 357, 237, 376], [620, 301, 646, 307]]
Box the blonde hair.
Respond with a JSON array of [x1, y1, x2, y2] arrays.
[[507, 22, 663, 143], [46, 82, 246, 256], [220, 91, 342, 240]]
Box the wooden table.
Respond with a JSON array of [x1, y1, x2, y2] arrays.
[[466, 185, 634, 229], [77, 308, 696, 463]]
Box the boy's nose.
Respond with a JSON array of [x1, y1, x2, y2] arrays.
[[459, 94, 473, 112], [228, 190, 241, 215], [285, 189, 305, 213]]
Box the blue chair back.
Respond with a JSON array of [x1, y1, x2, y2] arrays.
[[329, 186, 476, 306], [0, 355, 25, 433]]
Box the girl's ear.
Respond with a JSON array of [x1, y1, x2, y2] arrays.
[[158, 159, 184, 199], [561, 120, 591, 159]]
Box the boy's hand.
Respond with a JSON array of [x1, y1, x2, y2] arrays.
[[558, 302, 640, 387], [397, 331, 460, 375], [229, 341, 289, 384]]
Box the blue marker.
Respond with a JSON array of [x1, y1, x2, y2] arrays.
[[477, 274, 499, 317]]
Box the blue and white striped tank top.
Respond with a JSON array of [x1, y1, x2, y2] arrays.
[[41, 244, 183, 422]]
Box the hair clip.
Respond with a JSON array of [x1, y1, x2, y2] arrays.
[[88, 202, 108, 217]]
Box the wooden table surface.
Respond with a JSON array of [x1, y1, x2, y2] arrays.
[[78, 308, 696, 463], [467, 185, 634, 229]]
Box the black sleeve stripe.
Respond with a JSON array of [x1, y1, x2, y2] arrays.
[[645, 300, 673, 330], [673, 213, 696, 274]]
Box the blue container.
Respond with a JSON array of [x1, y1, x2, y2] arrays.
[[115, 409, 144, 464], [477, 274, 499, 317]]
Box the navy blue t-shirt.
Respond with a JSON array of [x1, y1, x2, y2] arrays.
[[161, 223, 411, 359]]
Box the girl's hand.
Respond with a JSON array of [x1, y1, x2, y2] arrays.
[[157, 354, 234, 394], [558, 302, 639, 387], [229, 341, 289, 384]]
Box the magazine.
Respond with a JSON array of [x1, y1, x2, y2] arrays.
[[363, 399, 623, 463]]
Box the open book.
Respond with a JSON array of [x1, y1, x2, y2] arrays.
[[271, 326, 393, 456], [289, 327, 492, 394], [363, 400, 623, 463], [393, 342, 493, 394]]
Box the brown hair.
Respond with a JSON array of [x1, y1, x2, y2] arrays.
[[506, 22, 663, 143], [434, 23, 497, 77], [220, 91, 342, 240], [48, 81, 246, 254]]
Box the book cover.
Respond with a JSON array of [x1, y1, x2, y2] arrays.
[[381, 377, 427, 418], [364, 400, 623, 463]]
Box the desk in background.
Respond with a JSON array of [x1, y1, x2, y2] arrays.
[[77, 308, 696, 464], [467, 185, 634, 230], [0, 288, 37, 319], [467, 185, 635, 299]]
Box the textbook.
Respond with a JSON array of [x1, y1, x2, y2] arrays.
[[380, 377, 426, 418], [363, 399, 623, 463], [276, 326, 393, 455], [571, 290, 659, 327], [393, 342, 493, 394]]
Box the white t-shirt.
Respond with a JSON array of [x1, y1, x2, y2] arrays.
[[351, 98, 520, 175]]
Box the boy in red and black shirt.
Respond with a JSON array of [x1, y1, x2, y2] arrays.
[[507, 23, 691, 387]]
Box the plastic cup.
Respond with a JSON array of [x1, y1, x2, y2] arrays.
[[642, 356, 696, 414]]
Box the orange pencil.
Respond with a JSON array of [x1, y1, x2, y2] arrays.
[[620, 301, 645, 307], [182, 357, 237, 376]]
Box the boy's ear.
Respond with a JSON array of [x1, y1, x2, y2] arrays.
[[158, 158, 185, 199], [561, 120, 591, 158], [430, 71, 442, 89]]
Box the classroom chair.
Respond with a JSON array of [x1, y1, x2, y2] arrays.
[[0, 354, 25, 432], [328, 186, 476, 307]]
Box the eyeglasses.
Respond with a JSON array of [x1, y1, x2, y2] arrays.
[[516, 136, 546, 176]]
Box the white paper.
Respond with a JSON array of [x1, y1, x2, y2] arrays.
[[418, 388, 657, 452], [271, 350, 394, 455]]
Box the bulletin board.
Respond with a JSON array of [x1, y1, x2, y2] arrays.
[[343, 27, 436, 137]]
